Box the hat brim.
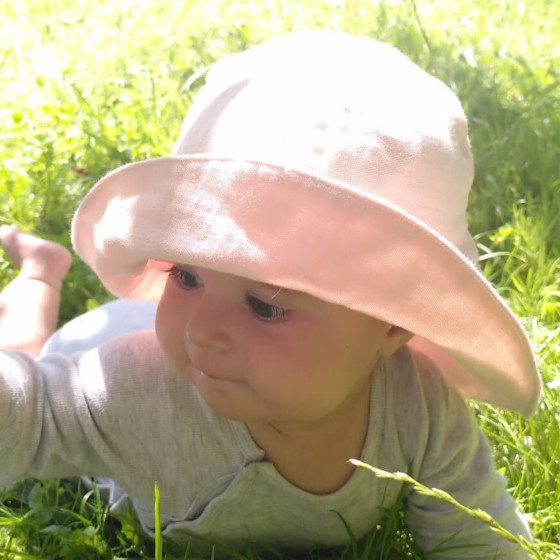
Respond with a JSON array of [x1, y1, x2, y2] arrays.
[[72, 155, 541, 416]]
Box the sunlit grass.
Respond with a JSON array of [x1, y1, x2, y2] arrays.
[[1, 0, 559, 558]]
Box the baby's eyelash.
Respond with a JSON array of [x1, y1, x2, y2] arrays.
[[245, 295, 289, 322], [165, 267, 288, 321], [166, 266, 202, 289]]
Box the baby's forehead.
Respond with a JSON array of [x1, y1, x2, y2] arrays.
[[253, 280, 305, 299]]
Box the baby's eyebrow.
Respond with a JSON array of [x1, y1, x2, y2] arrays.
[[254, 282, 307, 300]]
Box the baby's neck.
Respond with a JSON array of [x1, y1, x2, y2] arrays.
[[246, 381, 371, 495]]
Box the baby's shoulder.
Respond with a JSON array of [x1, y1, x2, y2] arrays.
[[97, 329, 165, 364], [377, 346, 475, 447], [67, 330, 188, 417], [382, 345, 465, 407], [366, 347, 479, 478]]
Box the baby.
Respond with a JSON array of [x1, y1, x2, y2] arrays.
[[0, 31, 540, 558]]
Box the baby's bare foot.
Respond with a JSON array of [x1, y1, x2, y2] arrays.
[[0, 225, 72, 289]]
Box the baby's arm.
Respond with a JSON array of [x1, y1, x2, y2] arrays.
[[403, 353, 531, 559], [0, 331, 182, 502], [0, 348, 114, 485], [0, 226, 72, 356]]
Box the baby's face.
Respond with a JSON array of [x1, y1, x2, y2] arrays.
[[156, 265, 405, 431]]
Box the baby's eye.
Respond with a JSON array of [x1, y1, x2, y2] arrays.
[[166, 266, 203, 289], [245, 295, 288, 322]]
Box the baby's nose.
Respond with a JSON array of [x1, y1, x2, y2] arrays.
[[185, 295, 233, 351]]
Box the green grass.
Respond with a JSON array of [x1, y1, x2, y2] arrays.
[[1, 0, 559, 558], [0, 478, 423, 559]]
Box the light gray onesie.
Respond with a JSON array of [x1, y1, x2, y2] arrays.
[[0, 300, 531, 558]]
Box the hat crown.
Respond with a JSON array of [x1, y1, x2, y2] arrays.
[[174, 32, 477, 261]]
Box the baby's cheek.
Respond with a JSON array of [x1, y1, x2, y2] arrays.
[[155, 307, 180, 359]]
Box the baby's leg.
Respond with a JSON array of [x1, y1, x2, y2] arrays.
[[0, 225, 72, 357]]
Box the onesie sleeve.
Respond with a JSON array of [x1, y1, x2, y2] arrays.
[[401, 351, 532, 560], [0, 331, 174, 488], [0, 344, 121, 485]]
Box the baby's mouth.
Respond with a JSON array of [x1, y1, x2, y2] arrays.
[[199, 369, 241, 383]]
